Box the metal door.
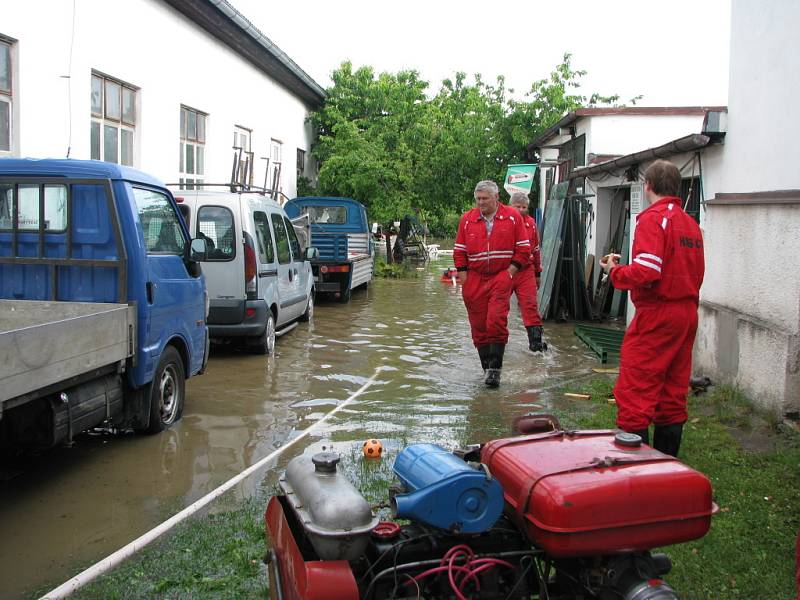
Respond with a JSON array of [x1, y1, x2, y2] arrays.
[[269, 212, 299, 324]]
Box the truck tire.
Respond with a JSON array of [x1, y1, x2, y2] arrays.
[[298, 294, 314, 322], [252, 312, 276, 355], [147, 346, 185, 434], [338, 283, 351, 303]]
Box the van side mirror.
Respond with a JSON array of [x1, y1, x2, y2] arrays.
[[186, 237, 208, 262], [304, 246, 319, 261]]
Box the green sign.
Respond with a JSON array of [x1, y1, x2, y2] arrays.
[[503, 164, 538, 196]]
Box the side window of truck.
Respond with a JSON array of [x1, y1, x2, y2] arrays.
[[132, 188, 185, 255], [0, 184, 68, 231], [196, 206, 235, 261], [283, 216, 301, 259], [253, 211, 275, 264], [270, 213, 291, 264]]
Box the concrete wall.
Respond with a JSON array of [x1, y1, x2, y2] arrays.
[[0, 0, 317, 198], [694, 0, 800, 415]]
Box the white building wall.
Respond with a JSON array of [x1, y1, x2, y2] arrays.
[[694, 0, 800, 414], [1, 0, 317, 198]]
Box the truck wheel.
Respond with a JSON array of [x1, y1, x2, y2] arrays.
[[338, 284, 351, 303], [299, 294, 314, 322], [253, 312, 276, 355], [147, 346, 185, 434]]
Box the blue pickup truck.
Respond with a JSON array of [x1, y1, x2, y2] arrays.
[[284, 196, 374, 303], [0, 159, 209, 448]]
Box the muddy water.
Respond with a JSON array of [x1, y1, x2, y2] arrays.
[[0, 259, 600, 599]]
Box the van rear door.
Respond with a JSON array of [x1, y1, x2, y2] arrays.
[[196, 202, 244, 324]]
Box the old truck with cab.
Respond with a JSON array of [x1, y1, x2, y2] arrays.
[[0, 158, 209, 449], [283, 196, 374, 303]]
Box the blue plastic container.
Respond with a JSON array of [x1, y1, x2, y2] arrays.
[[392, 444, 503, 534]]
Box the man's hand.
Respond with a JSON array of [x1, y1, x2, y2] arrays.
[[507, 265, 518, 278], [600, 253, 621, 275], [458, 271, 467, 285]]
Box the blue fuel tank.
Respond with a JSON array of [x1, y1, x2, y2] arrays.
[[391, 444, 503, 534]]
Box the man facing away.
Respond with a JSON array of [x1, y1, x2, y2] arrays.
[[454, 180, 530, 387], [508, 191, 547, 352], [600, 160, 705, 456]]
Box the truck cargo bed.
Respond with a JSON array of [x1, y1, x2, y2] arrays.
[[0, 300, 135, 404]]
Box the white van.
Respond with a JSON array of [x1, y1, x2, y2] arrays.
[[174, 189, 316, 354]]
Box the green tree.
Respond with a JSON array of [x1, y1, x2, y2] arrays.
[[307, 54, 630, 233]]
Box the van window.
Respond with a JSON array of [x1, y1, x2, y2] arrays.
[[283, 216, 301, 258], [132, 187, 185, 254], [301, 205, 347, 224], [270, 213, 291, 264], [253, 211, 275, 263], [0, 183, 68, 231], [197, 205, 235, 261]]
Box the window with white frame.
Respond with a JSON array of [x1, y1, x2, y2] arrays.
[[233, 126, 253, 187], [179, 106, 206, 190], [91, 72, 137, 166], [0, 37, 13, 153], [296, 148, 305, 179], [270, 139, 283, 192]]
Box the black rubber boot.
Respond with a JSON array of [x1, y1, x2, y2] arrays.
[[525, 326, 548, 352], [628, 428, 650, 446], [477, 345, 491, 373], [653, 423, 684, 457], [484, 344, 505, 388]]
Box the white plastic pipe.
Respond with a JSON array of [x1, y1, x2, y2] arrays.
[[41, 367, 386, 599]]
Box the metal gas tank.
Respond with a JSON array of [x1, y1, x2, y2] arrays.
[[392, 443, 503, 534], [482, 430, 716, 557], [280, 451, 378, 561]]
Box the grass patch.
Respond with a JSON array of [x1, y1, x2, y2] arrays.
[[62, 498, 268, 600]]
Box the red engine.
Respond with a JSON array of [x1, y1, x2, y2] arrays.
[[266, 420, 716, 600]]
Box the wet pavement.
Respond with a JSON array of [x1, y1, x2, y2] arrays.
[[0, 259, 603, 599]]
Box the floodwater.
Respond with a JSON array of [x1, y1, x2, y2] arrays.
[[0, 259, 601, 599]]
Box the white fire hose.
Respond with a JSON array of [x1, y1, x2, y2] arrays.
[[41, 367, 387, 599]]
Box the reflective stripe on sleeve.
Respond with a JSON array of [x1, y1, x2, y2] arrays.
[[633, 257, 662, 272], [636, 253, 662, 264], [661, 217, 668, 230]]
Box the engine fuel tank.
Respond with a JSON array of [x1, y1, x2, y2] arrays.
[[481, 430, 716, 557], [392, 443, 503, 534]]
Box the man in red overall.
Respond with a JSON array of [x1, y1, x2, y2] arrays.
[[509, 191, 547, 352], [454, 180, 530, 387], [600, 160, 705, 456]]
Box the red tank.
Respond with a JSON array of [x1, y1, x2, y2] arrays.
[[481, 430, 716, 558]]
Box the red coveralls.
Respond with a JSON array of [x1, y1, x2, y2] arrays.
[[610, 197, 705, 431], [454, 203, 530, 347], [512, 214, 543, 327]]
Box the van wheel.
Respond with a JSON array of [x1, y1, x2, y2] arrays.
[[147, 346, 185, 434], [253, 313, 276, 355], [299, 295, 314, 322]]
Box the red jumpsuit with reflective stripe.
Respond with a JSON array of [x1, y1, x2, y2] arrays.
[[512, 214, 543, 327], [454, 203, 530, 347], [610, 196, 705, 431]]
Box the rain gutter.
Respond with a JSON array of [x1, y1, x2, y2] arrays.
[[568, 133, 713, 180]]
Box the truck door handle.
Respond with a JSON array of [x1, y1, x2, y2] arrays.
[[146, 281, 155, 304]]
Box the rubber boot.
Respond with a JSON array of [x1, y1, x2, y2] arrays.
[[477, 345, 491, 374], [525, 326, 548, 352], [653, 423, 684, 457], [628, 428, 650, 446], [484, 344, 505, 388]]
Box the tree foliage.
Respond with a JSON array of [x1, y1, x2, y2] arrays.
[[307, 54, 632, 233]]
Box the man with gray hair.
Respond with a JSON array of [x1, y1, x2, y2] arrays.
[[453, 180, 530, 387], [508, 191, 547, 352]]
